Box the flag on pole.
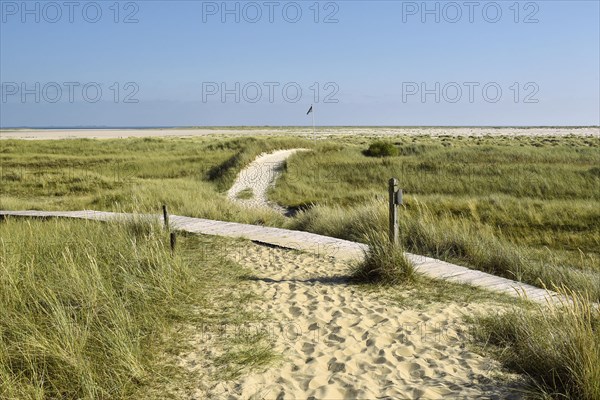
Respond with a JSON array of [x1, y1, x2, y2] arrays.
[[308, 105, 315, 141]]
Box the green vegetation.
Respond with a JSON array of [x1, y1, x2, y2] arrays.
[[363, 140, 399, 157], [1, 134, 598, 299], [236, 188, 254, 200], [0, 218, 274, 399], [273, 135, 600, 300], [353, 228, 415, 284], [0, 136, 308, 226], [290, 198, 600, 301], [473, 288, 600, 400]]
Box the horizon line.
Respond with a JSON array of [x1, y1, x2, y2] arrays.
[[2, 125, 599, 131]]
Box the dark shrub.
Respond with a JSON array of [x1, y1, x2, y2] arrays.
[[364, 141, 398, 157]]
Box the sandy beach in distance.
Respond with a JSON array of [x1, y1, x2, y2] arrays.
[[1, 127, 598, 140]]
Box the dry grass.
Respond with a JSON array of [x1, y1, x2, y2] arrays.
[[473, 287, 600, 399], [352, 228, 416, 284], [0, 218, 275, 399]]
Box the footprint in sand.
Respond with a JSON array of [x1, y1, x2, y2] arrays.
[[193, 242, 526, 399]]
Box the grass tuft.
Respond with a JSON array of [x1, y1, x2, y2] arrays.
[[353, 228, 416, 284], [473, 287, 600, 400], [236, 188, 254, 200]]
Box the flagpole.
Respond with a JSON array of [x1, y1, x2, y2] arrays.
[[312, 104, 315, 142]]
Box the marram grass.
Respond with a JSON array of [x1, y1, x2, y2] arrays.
[[0, 218, 274, 399], [0, 218, 180, 398], [473, 287, 600, 400], [353, 227, 416, 285]]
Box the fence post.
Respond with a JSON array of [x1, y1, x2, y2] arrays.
[[170, 232, 177, 253], [162, 204, 169, 231], [388, 178, 399, 245]]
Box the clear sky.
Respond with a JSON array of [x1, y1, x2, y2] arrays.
[[1, 0, 599, 127]]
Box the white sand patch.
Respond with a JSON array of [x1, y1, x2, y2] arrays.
[[181, 242, 524, 399]]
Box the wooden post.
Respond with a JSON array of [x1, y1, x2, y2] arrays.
[[388, 178, 399, 245], [170, 232, 177, 253], [162, 204, 169, 231]]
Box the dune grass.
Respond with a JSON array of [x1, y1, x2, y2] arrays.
[[472, 288, 600, 400], [0, 136, 311, 226], [236, 188, 254, 200], [1, 134, 598, 298], [291, 199, 600, 302], [0, 218, 275, 399], [353, 227, 415, 285], [275, 135, 599, 300]]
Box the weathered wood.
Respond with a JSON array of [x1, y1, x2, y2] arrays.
[[388, 178, 399, 245], [393, 187, 402, 205], [162, 205, 169, 231], [170, 231, 177, 253]]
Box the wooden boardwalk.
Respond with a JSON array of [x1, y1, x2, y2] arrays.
[[1, 210, 569, 306]]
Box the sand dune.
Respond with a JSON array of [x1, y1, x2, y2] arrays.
[[179, 242, 524, 399]]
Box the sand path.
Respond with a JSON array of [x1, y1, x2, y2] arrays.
[[184, 241, 522, 399], [227, 149, 307, 214]]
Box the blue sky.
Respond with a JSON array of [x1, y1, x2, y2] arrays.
[[1, 0, 599, 127]]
